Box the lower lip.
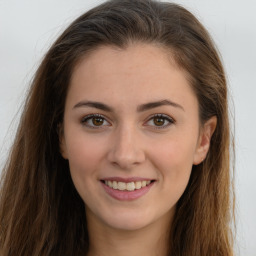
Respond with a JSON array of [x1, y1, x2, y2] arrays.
[[101, 182, 154, 201]]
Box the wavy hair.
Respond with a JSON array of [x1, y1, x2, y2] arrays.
[[0, 0, 235, 255]]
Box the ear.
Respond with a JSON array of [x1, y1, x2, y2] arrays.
[[58, 123, 68, 159], [193, 116, 217, 165]]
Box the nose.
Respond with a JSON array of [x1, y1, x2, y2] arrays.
[[107, 125, 146, 170]]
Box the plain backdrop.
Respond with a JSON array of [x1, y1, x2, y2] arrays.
[[0, 0, 255, 255]]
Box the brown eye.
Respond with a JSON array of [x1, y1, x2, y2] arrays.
[[92, 117, 104, 126], [153, 117, 165, 126], [81, 114, 111, 128], [145, 114, 174, 129]]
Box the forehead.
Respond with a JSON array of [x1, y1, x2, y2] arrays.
[[72, 43, 176, 77], [68, 43, 198, 113]]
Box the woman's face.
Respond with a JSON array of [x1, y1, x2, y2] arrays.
[[61, 44, 215, 231]]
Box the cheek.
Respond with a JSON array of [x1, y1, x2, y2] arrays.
[[152, 135, 196, 170], [153, 142, 194, 210], [65, 135, 106, 193], [66, 131, 106, 170], [150, 136, 196, 191]]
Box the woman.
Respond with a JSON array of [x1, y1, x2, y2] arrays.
[[0, 0, 235, 255]]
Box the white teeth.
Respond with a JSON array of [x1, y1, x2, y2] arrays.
[[141, 181, 147, 187], [107, 181, 112, 187], [135, 181, 142, 189], [112, 181, 118, 189], [117, 182, 126, 190], [104, 180, 152, 191], [126, 182, 136, 191]]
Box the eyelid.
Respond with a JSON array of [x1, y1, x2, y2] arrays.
[[144, 113, 175, 129], [81, 113, 111, 128], [81, 113, 175, 130]]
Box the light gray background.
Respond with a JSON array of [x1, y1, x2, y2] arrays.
[[0, 0, 255, 255]]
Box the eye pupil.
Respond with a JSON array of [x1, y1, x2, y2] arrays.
[[154, 117, 165, 126], [92, 117, 104, 126]]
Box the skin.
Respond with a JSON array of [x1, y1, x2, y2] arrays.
[[60, 43, 216, 256]]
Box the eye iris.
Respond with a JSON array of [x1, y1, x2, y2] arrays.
[[154, 117, 165, 126], [92, 117, 104, 126]]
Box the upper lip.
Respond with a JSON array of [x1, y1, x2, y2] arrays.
[[100, 177, 155, 182]]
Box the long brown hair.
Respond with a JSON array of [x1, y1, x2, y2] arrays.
[[0, 0, 235, 255]]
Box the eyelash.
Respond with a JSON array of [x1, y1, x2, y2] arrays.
[[145, 114, 175, 129], [81, 113, 175, 129], [81, 114, 110, 129]]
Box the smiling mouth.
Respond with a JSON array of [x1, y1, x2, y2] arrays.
[[101, 180, 155, 191]]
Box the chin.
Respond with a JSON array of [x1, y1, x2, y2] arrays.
[[107, 217, 151, 231], [100, 208, 158, 231]]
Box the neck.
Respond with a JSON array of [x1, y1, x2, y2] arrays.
[[86, 211, 173, 256]]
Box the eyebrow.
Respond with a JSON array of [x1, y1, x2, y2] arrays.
[[137, 99, 184, 112], [73, 101, 113, 112], [73, 99, 184, 112]]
